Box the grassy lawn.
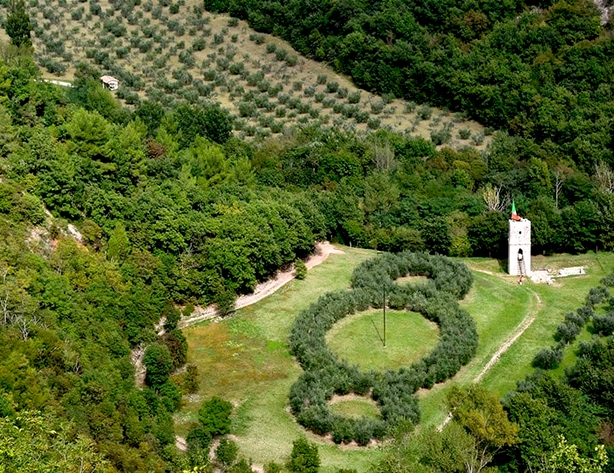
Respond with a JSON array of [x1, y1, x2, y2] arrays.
[[178, 246, 381, 471], [177, 249, 614, 471], [329, 396, 380, 419], [327, 309, 439, 371], [419, 252, 614, 428]]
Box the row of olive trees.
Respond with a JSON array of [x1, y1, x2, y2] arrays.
[[533, 277, 613, 370], [288, 251, 477, 444]]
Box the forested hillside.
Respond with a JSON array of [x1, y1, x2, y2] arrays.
[[210, 0, 614, 174], [0, 47, 323, 471]]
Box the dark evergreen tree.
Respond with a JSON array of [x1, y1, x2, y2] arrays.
[[5, 0, 32, 47]]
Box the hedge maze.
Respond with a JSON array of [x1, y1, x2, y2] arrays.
[[288, 251, 477, 445]]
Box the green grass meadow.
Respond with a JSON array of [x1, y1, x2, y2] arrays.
[[326, 309, 439, 371], [329, 396, 381, 419], [177, 248, 614, 471]]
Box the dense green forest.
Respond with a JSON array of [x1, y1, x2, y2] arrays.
[[209, 0, 614, 172], [2, 0, 614, 470], [205, 0, 614, 254]]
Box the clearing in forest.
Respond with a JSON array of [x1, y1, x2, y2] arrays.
[[175, 249, 614, 472], [326, 308, 439, 372]]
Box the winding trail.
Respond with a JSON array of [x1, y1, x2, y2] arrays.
[[438, 272, 542, 431], [474, 287, 542, 383], [133, 243, 344, 387], [179, 242, 344, 328]]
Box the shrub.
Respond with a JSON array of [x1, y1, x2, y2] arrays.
[[40, 57, 67, 75], [249, 33, 265, 44], [382, 92, 395, 104], [198, 397, 233, 437], [348, 91, 360, 104], [295, 260, 307, 280], [586, 286, 609, 306], [179, 51, 195, 66], [554, 322, 581, 344], [266, 43, 277, 53], [216, 438, 238, 466], [431, 129, 452, 145], [228, 17, 239, 27], [71, 8, 84, 20], [321, 97, 335, 108], [472, 132, 485, 145], [417, 105, 432, 120], [367, 118, 381, 129], [275, 48, 288, 61], [184, 364, 200, 394], [458, 128, 471, 139], [577, 305, 594, 323], [316, 74, 327, 84], [532, 347, 563, 370], [287, 438, 320, 473], [265, 462, 283, 473], [192, 37, 206, 51], [404, 101, 417, 113], [332, 418, 354, 444], [336, 87, 348, 99], [370, 101, 384, 114], [270, 120, 284, 133], [353, 111, 368, 123], [326, 81, 339, 93], [593, 312, 614, 336]]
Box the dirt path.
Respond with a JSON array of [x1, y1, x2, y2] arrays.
[[437, 271, 543, 431], [178, 242, 344, 328], [473, 288, 542, 383], [175, 435, 187, 451]]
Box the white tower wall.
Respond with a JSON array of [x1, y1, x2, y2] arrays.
[[508, 219, 531, 276]]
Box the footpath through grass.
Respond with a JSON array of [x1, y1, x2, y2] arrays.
[[419, 252, 614, 427], [177, 246, 379, 472], [177, 249, 614, 471]]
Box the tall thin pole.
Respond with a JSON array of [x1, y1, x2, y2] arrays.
[[383, 284, 386, 348]]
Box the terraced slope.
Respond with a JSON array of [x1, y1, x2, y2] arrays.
[[0, 0, 490, 147]]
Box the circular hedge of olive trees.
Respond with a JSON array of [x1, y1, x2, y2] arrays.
[[288, 251, 477, 445]]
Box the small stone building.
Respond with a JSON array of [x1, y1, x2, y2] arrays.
[[100, 75, 119, 91]]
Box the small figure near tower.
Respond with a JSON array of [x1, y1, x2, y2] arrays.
[[508, 202, 531, 277]]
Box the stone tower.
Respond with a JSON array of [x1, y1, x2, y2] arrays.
[[508, 214, 531, 276]]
